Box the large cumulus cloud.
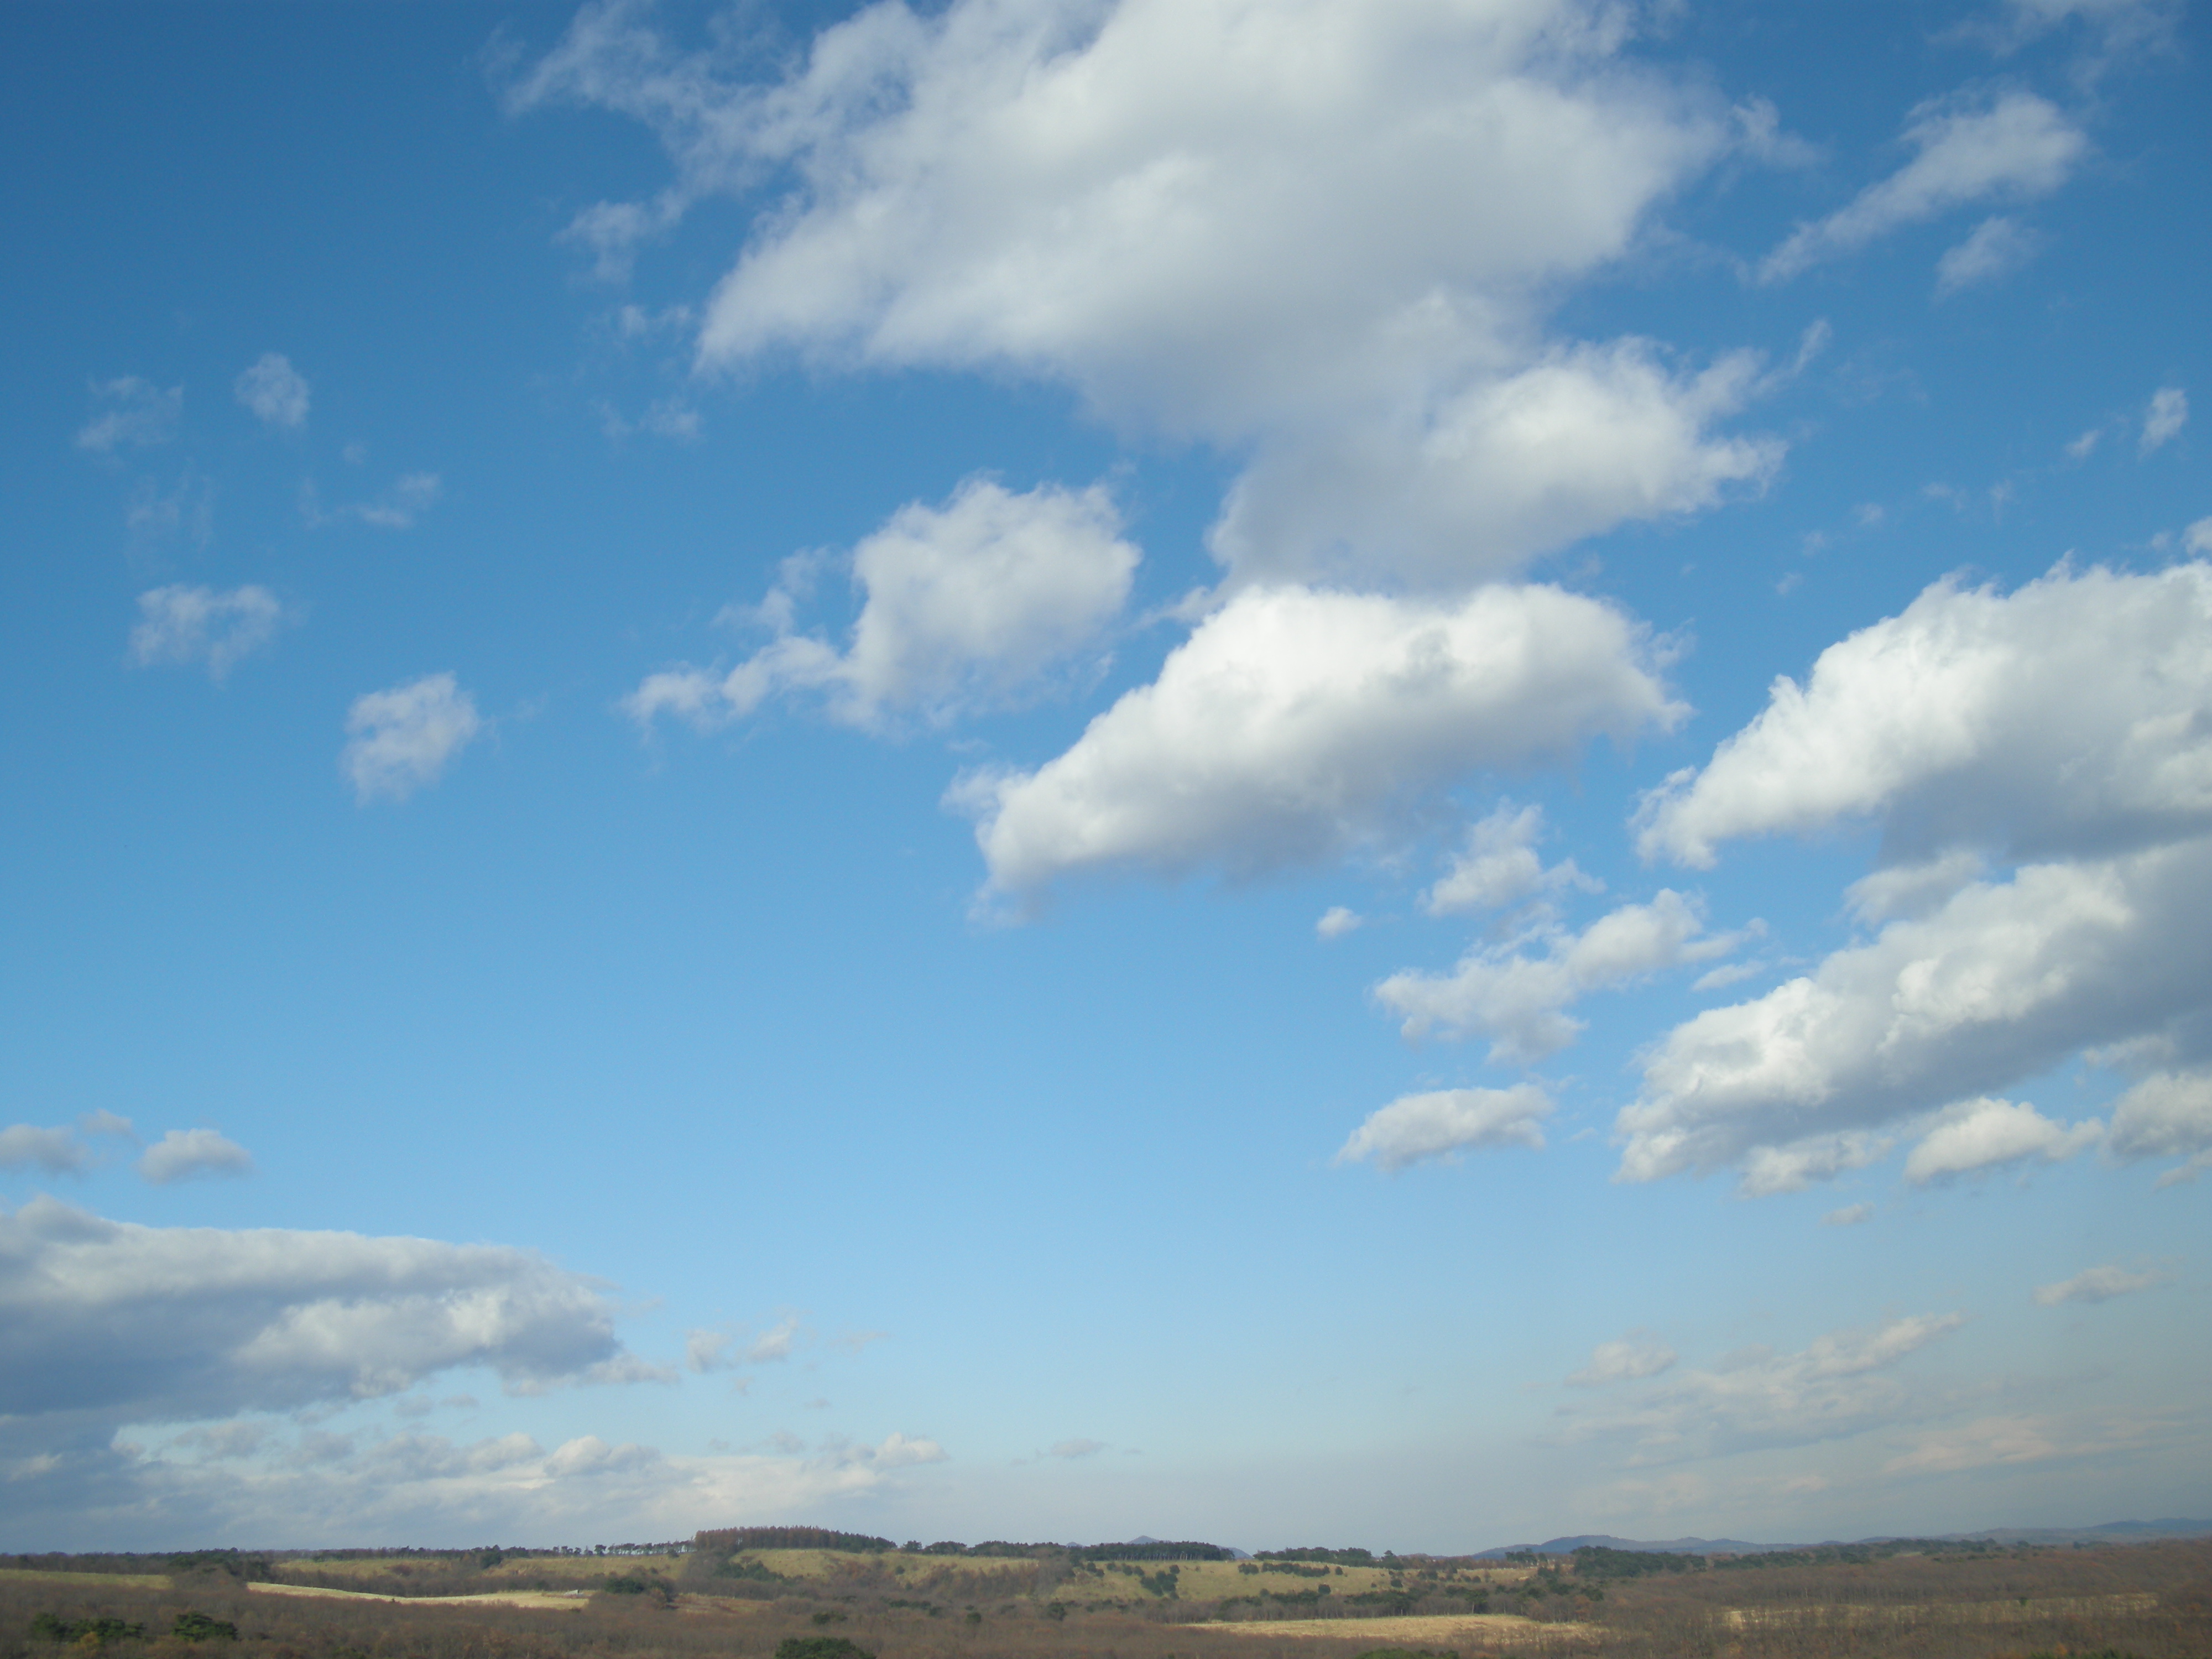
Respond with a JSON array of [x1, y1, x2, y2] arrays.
[[1623, 562, 2212, 1190]]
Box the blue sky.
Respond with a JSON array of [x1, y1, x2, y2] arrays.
[[3, 0, 2208, 1553]]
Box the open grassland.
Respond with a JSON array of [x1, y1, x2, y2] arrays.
[[0, 1574, 172, 1592], [1192, 1612, 1594, 1643], [244, 1585, 592, 1612], [3, 1538, 2205, 1659]]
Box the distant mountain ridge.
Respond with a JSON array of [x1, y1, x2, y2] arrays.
[[1473, 1519, 2212, 1558], [1473, 1534, 1772, 1558]]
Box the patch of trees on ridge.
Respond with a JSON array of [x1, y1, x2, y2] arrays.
[[696, 1530, 898, 1556]]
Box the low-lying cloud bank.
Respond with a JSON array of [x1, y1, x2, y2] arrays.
[[0, 1196, 641, 1425], [0, 1198, 947, 1548]]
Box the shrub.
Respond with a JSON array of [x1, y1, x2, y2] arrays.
[[169, 1613, 238, 1642], [32, 1616, 146, 1642], [773, 1639, 874, 1659]]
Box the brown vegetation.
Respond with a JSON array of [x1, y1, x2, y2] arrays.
[[1, 1539, 2205, 1659]]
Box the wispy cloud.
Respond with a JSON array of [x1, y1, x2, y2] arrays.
[[1568, 1332, 1678, 1387], [76, 377, 181, 452], [2032, 1262, 2167, 1305], [2141, 386, 2188, 453], [1760, 92, 2084, 283], [128, 585, 286, 680], [303, 472, 442, 530], [1558, 1313, 1966, 1463]]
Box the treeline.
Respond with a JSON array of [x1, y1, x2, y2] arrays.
[[697, 1530, 898, 1556], [1256, 1548, 1379, 1566], [1712, 1537, 2031, 1572], [313, 1544, 690, 1559], [1571, 1546, 1704, 1580], [694, 1532, 1232, 1563]]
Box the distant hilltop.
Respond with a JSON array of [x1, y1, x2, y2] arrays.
[[1474, 1519, 2212, 1558]]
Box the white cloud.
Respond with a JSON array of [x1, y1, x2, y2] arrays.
[[1333, 1084, 1553, 1171], [1760, 91, 2084, 283], [167, 1422, 273, 1462], [684, 1328, 740, 1374], [303, 472, 442, 530], [545, 1433, 660, 1478], [1203, 341, 1780, 591], [364, 473, 442, 528], [128, 585, 285, 680], [3, 1113, 140, 1177], [520, 0, 1775, 593], [2032, 1262, 2166, 1306], [234, 353, 310, 429], [745, 1313, 802, 1364], [1636, 562, 2212, 870], [855, 1430, 946, 1469], [135, 1129, 255, 1186], [627, 478, 1138, 733], [1738, 1131, 1894, 1198], [76, 377, 181, 452], [2141, 385, 2187, 453], [0, 1125, 90, 1176], [123, 469, 218, 554], [1377, 890, 1747, 1064], [11, 1418, 948, 1549], [0, 1197, 637, 1426], [2187, 518, 2212, 555], [343, 673, 483, 803], [1315, 906, 1364, 941], [1881, 1413, 2062, 1476], [1621, 559, 2212, 1191], [1934, 214, 2041, 295], [1822, 1202, 1876, 1227], [1559, 1313, 1964, 1462], [1048, 1437, 1105, 1459], [600, 397, 700, 441], [1844, 849, 1990, 925], [1568, 1332, 1678, 1386], [1618, 840, 2212, 1188], [1689, 959, 1761, 993], [954, 582, 1681, 898], [2066, 426, 2103, 460], [2106, 1067, 2212, 1185], [1901, 1096, 2101, 1184], [1995, 0, 2180, 58], [1423, 801, 1600, 916], [669, 0, 1720, 431]]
